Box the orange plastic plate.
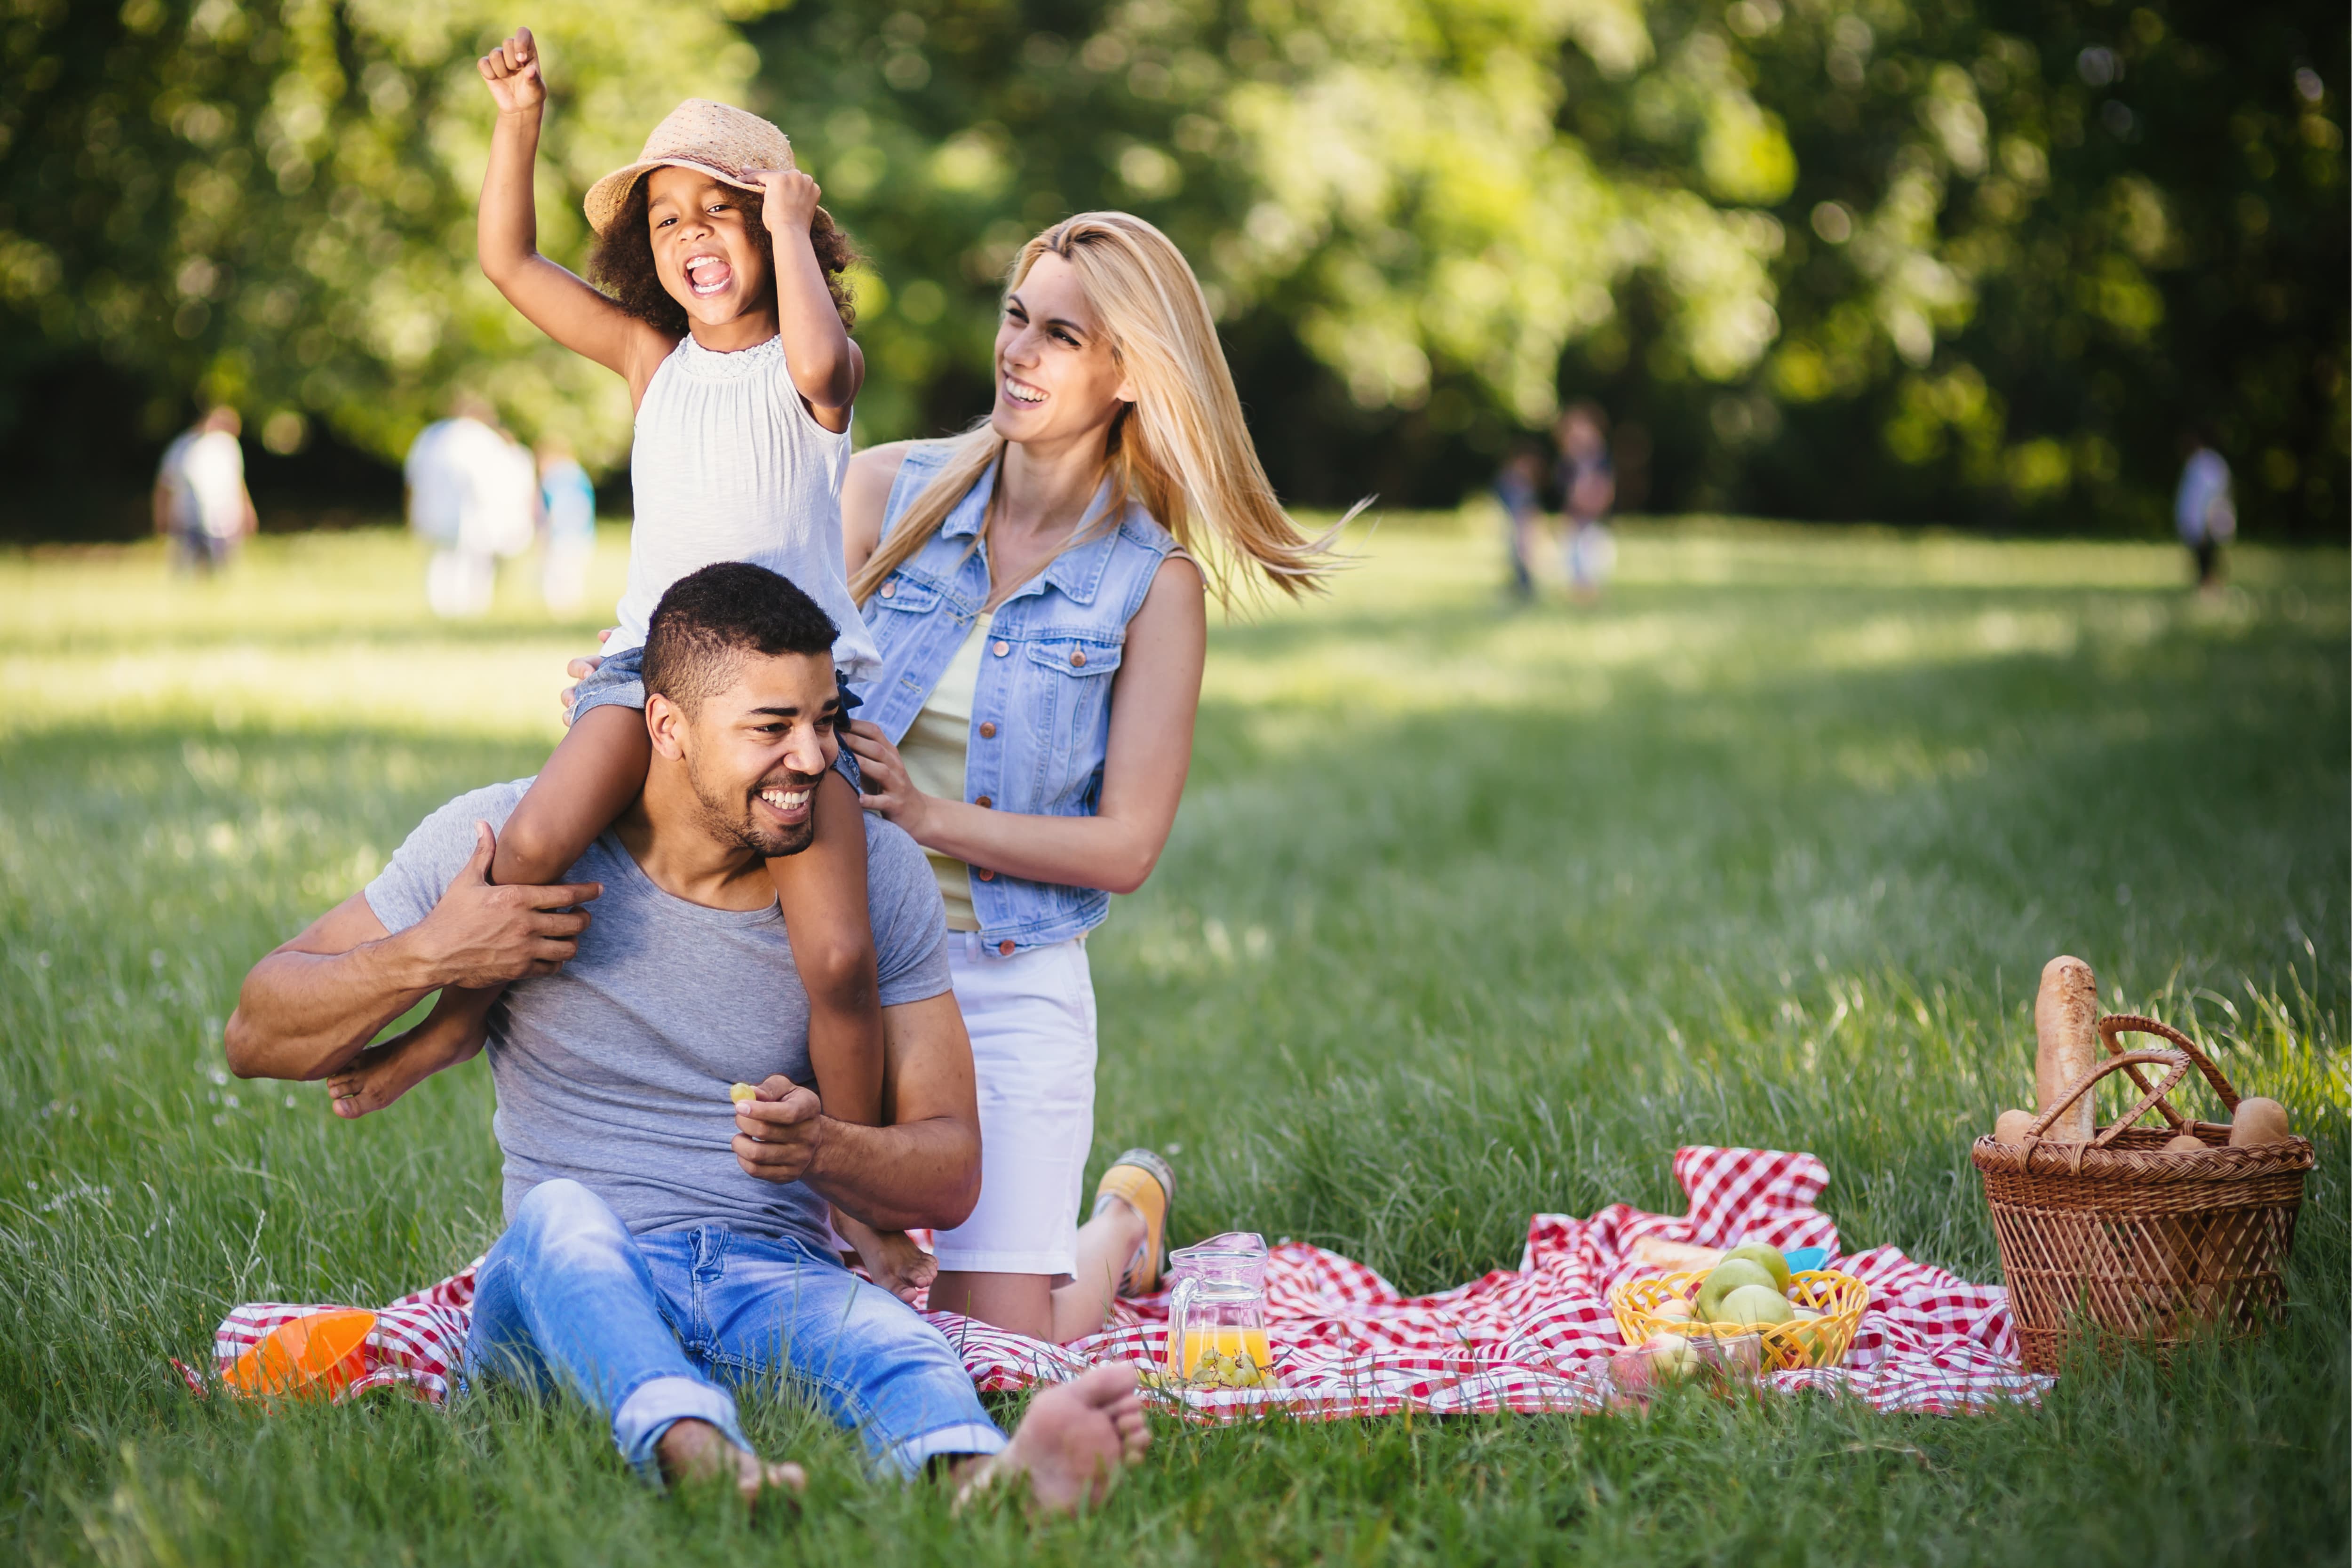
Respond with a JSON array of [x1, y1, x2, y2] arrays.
[[223, 1309, 376, 1401]]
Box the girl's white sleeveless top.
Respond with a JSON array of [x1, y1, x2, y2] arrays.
[[607, 333, 879, 681]]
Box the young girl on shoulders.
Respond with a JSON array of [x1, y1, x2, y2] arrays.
[[330, 27, 921, 1288]]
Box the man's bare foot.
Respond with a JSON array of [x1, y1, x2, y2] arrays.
[[835, 1210, 939, 1305], [956, 1362, 1151, 1517], [326, 988, 495, 1119], [655, 1417, 805, 1504]]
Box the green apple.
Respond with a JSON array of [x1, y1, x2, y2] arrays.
[[1722, 1242, 1793, 1293], [1642, 1332, 1699, 1384], [1696, 1258, 1775, 1320], [1720, 1283, 1795, 1327]]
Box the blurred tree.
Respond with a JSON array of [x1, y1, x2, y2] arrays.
[[754, 0, 1792, 498], [1556, 0, 2348, 533], [1, 0, 2342, 537], [755, 0, 2344, 534], [0, 0, 771, 476]]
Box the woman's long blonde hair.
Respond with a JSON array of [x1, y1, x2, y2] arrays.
[[850, 212, 1353, 608]]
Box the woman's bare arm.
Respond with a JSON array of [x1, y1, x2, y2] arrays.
[[844, 554, 1205, 894], [841, 441, 914, 576], [475, 29, 671, 399]]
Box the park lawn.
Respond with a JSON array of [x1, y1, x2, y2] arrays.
[[0, 518, 2344, 1567]]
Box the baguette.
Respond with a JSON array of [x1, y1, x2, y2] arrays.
[[2033, 955, 2100, 1141], [1629, 1238, 1724, 1273]]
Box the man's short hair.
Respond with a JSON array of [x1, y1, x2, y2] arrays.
[[643, 563, 838, 717]]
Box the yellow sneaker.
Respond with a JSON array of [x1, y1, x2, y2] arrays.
[[1091, 1148, 1175, 1295]]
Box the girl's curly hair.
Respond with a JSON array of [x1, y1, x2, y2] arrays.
[[588, 176, 859, 335]]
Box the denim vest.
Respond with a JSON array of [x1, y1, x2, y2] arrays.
[[856, 441, 1178, 950]]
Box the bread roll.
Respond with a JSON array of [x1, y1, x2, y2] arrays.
[[1994, 1109, 2036, 1146], [2034, 956, 2100, 1141], [2227, 1097, 2291, 1148], [1629, 1238, 1723, 1273], [2162, 1133, 2207, 1153]]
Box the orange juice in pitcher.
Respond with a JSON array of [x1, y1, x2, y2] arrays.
[[1163, 1232, 1276, 1388], [1174, 1323, 1273, 1381]]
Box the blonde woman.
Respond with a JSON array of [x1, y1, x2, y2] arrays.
[[837, 212, 1344, 1342]]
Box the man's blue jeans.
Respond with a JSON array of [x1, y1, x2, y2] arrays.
[[465, 1179, 1007, 1481]]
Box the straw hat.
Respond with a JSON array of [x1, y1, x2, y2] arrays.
[[583, 99, 795, 237]]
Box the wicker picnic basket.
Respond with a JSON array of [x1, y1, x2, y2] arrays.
[[1971, 1014, 2312, 1374]]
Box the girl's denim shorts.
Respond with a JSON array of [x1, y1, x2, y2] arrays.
[[568, 645, 645, 724]]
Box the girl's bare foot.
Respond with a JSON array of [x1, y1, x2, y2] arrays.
[[655, 1417, 805, 1504], [956, 1362, 1151, 1516], [326, 1038, 444, 1118], [834, 1210, 939, 1304], [326, 988, 494, 1118]]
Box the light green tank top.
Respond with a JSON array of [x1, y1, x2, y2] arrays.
[[895, 612, 991, 931]]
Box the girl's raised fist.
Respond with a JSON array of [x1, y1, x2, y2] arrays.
[[478, 27, 545, 116]]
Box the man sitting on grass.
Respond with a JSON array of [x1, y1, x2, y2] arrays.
[[223, 562, 1148, 1511]]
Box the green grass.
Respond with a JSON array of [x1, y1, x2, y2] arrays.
[[2, 519, 2345, 1566]]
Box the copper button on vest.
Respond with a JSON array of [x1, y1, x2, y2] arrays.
[[992, 640, 1010, 657], [974, 795, 992, 808], [977, 868, 995, 881], [978, 721, 996, 738], [879, 582, 896, 597], [998, 939, 1016, 956], [1070, 649, 1087, 667]]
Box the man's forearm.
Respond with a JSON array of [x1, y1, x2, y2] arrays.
[[224, 934, 440, 1082], [803, 1115, 980, 1233]]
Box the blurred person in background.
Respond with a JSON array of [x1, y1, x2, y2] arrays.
[[2175, 427, 2235, 593], [152, 406, 256, 572], [407, 395, 534, 617], [1493, 442, 1543, 601], [1554, 401, 1616, 602], [537, 437, 597, 613], [470, 416, 542, 593]]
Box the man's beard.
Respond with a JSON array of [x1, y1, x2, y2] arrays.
[[685, 750, 819, 860]]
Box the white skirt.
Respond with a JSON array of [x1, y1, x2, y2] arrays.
[[928, 933, 1097, 1277]]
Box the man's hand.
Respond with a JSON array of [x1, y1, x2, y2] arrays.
[[477, 26, 546, 117], [732, 1074, 825, 1183], [748, 168, 821, 238], [408, 821, 601, 987]]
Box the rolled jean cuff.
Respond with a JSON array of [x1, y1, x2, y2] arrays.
[[614, 1374, 748, 1484], [880, 1419, 1009, 1481], [567, 645, 646, 726]]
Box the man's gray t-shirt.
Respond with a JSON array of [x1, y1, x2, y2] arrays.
[[364, 780, 951, 1250]]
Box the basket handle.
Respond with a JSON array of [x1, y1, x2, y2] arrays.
[[2026, 1049, 2191, 1149], [2095, 1013, 2241, 1131]]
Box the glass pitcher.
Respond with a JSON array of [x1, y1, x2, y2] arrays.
[[1163, 1232, 1275, 1387]]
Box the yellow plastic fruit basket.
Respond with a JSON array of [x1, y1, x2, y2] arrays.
[[1610, 1268, 1870, 1372]]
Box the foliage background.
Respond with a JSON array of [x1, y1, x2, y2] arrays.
[[0, 0, 2343, 537]]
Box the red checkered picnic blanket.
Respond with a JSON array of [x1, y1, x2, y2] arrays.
[[202, 1146, 2049, 1418]]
